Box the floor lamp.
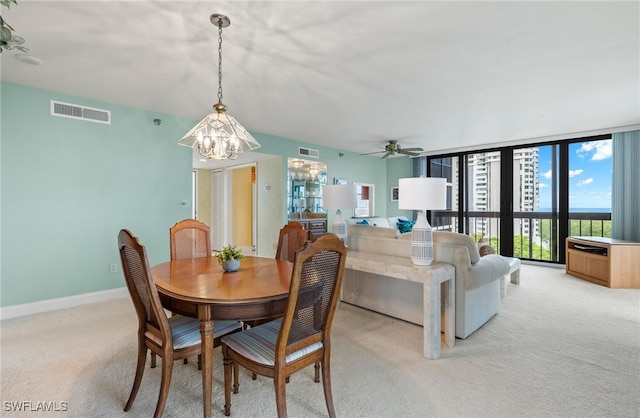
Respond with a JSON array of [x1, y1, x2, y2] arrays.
[[323, 184, 357, 246], [398, 177, 447, 265]]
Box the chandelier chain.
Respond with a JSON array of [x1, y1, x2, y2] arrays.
[[217, 20, 223, 102], [177, 13, 261, 160]]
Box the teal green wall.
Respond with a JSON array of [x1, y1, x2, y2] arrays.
[[0, 81, 408, 307], [385, 157, 414, 218], [1, 82, 196, 307]]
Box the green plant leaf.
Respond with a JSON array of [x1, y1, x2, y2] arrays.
[[1, 0, 28, 53], [1, 26, 11, 42], [215, 244, 246, 263], [1, 0, 16, 9]]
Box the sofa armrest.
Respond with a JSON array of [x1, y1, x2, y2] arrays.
[[434, 243, 510, 291], [433, 231, 481, 264], [433, 242, 470, 266], [465, 254, 511, 290]]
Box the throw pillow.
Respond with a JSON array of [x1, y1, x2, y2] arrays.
[[479, 245, 496, 256], [397, 218, 415, 233], [477, 238, 496, 256]]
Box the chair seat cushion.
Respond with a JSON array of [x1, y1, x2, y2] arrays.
[[169, 316, 242, 350], [222, 319, 323, 366]]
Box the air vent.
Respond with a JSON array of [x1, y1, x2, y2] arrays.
[[50, 100, 111, 124], [298, 147, 319, 159]]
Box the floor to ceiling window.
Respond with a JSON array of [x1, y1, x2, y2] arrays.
[[567, 141, 613, 238], [423, 135, 612, 264], [467, 152, 502, 249], [513, 145, 548, 260]]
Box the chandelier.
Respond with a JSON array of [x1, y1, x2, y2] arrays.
[[290, 160, 305, 169], [178, 14, 260, 160]]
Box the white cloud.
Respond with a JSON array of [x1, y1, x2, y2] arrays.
[[569, 169, 583, 177], [577, 140, 612, 161], [543, 170, 552, 179], [539, 183, 548, 189], [577, 178, 594, 187]]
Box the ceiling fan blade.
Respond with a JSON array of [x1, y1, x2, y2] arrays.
[[364, 140, 421, 158], [398, 150, 420, 156]]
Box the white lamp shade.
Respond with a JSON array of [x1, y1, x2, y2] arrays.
[[398, 177, 446, 266], [398, 177, 447, 210], [323, 184, 357, 209]]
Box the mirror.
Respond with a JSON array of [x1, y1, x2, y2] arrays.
[[287, 158, 327, 219]]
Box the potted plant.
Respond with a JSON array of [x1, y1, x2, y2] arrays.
[[216, 244, 246, 272], [1, 0, 29, 53]]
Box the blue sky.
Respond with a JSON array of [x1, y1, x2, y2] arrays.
[[537, 139, 612, 210]]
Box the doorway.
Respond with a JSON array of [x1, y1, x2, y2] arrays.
[[210, 164, 257, 255], [353, 183, 375, 217]]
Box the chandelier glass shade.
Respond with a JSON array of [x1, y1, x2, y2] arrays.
[[178, 14, 260, 160], [178, 106, 261, 160]]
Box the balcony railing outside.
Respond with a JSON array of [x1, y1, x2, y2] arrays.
[[431, 210, 612, 263]]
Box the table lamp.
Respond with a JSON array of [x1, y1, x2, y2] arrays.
[[323, 183, 357, 246], [398, 177, 447, 265]]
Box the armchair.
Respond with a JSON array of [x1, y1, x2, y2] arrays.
[[432, 231, 510, 339]]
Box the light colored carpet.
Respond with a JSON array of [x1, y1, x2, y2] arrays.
[[1, 264, 639, 417]]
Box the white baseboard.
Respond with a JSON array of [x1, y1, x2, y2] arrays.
[[0, 287, 128, 321]]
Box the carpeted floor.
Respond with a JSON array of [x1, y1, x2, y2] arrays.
[[1, 264, 638, 417]]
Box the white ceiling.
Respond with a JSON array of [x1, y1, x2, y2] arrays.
[[2, 1, 639, 167]]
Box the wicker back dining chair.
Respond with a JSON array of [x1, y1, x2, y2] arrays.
[[221, 233, 347, 418], [166, 219, 212, 366], [118, 229, 242, 418], [243, 222, 309, 334], [275, 221, 308, 262], [169, 219, 211, 260]]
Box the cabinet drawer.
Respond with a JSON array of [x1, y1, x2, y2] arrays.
[[290, 220, 308, 229], [308, 220, 327, 231]]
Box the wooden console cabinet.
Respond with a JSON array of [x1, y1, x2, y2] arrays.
[[289, 219, 327, 241], [566, 236, 640, 288]]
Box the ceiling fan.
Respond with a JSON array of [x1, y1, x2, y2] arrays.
[[361, 140, 424, 159]]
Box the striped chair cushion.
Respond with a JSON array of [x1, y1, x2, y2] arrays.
[[222, 319, 323, 366], [169, 316, 242, 350]]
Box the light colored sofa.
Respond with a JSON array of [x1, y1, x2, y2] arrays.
[[343, 225, 511, 339], [432, 231, 510, 338], [345, 216, 409, 234]]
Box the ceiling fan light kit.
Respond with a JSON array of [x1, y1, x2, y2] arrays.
[[178, 14, 260, 160]]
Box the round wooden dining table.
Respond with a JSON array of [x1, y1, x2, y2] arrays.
[[151, 255, 293, 418]]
